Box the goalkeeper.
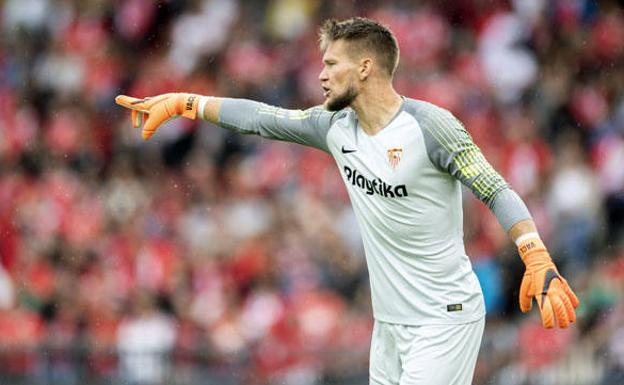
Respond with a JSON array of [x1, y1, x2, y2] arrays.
[[116, 17, 579, 385]]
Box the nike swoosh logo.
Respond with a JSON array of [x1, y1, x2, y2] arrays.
[[540, 269, 561, 308], [341, 146, 357, 154]]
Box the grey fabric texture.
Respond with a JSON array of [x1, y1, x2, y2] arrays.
[[403, 99, 532, 231], [218, 98, 344, 153], [489, 188, 532, 231]]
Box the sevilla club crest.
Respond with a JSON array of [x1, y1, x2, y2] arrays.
[[387, 148, 403, 170]]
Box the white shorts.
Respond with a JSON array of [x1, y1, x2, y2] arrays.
[[369, 317, 485, 385]]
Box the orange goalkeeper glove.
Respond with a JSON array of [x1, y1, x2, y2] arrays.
[[115, 93, 201, 140], [518, 237, 580, 328]]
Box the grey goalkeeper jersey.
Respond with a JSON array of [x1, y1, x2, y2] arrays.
[[217, 97, 531, 325]]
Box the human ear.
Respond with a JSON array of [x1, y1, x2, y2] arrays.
[[359, 58, 372, 80]]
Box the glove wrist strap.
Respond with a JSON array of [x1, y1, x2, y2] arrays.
[[517, 237, 551, 266], [179, 93, 200, 119]]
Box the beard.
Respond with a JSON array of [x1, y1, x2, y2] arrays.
[[325, 84, 358, 111]]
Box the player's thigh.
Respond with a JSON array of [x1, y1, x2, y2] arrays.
[[370, 321, 401, 385], [399, 317, 485, 385]]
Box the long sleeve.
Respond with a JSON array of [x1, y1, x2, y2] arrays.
[[410, 100, 532, 231], [218, 98, 345, 153]]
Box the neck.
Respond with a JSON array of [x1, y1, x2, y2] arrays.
[[350, 79, 402, 136]]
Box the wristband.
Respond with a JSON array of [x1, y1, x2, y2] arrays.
[[198, 96, 213, 120], [514, 232, 540, 247]]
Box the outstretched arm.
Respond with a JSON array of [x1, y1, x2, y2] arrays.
[[115, 93, 338, 152], [414, 101, 580, 329]]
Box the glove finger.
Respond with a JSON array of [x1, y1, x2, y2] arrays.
[[142, 106, 169, 140], [549, 293, 569, 328], [539, 295, 555, 329], [562, 279, 580, 308], [519, 274, 533, 313], [558, 284, 577, 323], [142, 120, 157, 140], [115, 95, 150, 112], [131, 110, 144, 129]]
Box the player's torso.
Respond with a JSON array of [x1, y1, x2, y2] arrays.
[[326, 107, 462, 245], [325, 105, 484, 324]]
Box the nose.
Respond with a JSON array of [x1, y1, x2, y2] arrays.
[[319, 67, 328, 82]]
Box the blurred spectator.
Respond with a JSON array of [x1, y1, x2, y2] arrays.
[[478, 11, 538, 104], [602, 303, 624, 384], [0, 265, 14, 309], [117, 291, 177, 385], [168, 0, 239, 75], [499, 107, 553, 199], [547, 132, 601, 274]]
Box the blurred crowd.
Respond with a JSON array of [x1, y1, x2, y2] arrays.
[[0, 0, 623, 384]]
